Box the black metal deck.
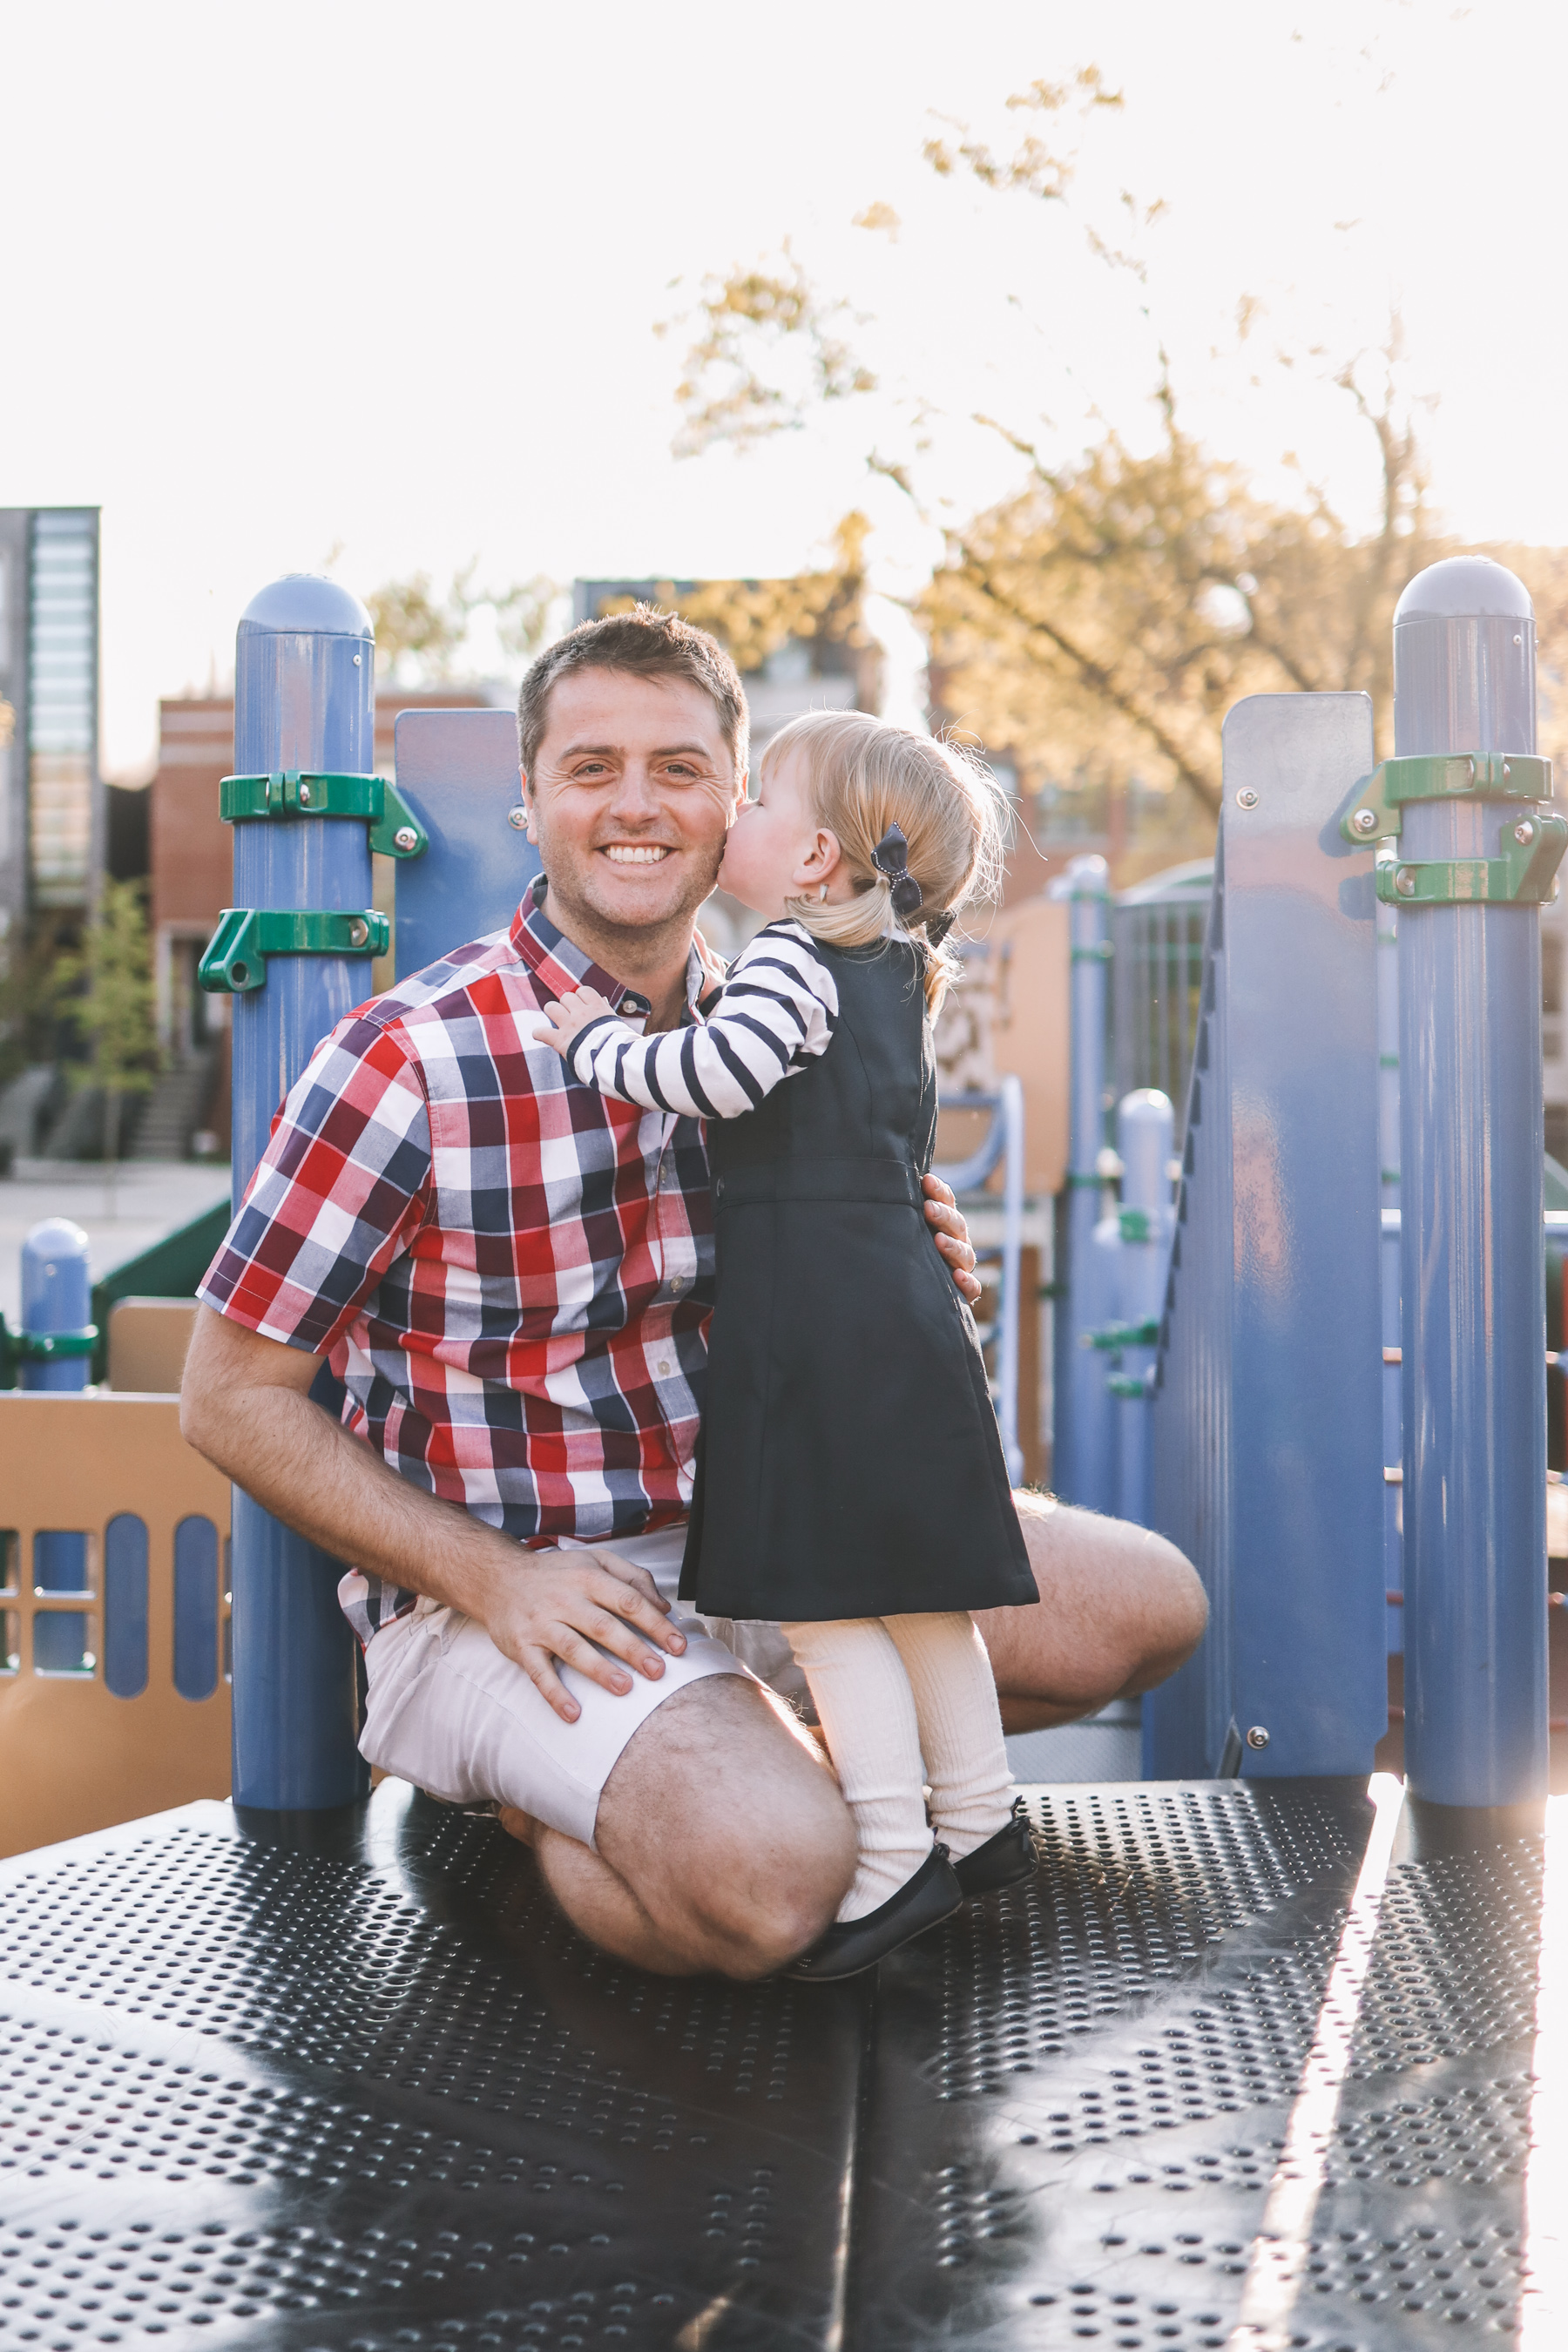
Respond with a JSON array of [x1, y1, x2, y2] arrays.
[[0, 1779, 1544, 2348]]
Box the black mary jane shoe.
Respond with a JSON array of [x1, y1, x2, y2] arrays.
[[951, 1799, 1037, 1898], [785, 1845, 963, 1982]]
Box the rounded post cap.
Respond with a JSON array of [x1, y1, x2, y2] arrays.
[[1395, 555, 1532, 626], [23, 1217, 91, 1261], [1049, 849, 1112, 900], [1118, 1088, 1175, 1135], [239, 573, 374, 639]]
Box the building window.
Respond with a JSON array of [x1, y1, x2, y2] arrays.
[[28, 509, 98, 909]]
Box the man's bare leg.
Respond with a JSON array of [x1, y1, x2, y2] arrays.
[[977, 1490, 1207, 1734], [512, 1674, 855, 1977]]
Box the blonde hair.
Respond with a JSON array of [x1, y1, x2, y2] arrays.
[[762, 710, 1009, 1012]]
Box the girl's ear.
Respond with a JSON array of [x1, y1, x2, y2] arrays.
[[791, 827, 843, 893]]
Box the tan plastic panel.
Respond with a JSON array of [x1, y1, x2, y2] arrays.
[[0, 1395, 231, 1856], [107, 1297, 199, 1394], [987, 894, 1070, 1196]]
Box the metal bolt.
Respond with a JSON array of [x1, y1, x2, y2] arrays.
[[393, 825, 419, 853], [1350, 808, 1378, 835], [348, 918, 368, 948], [507, 806, 529, 831], [1235, 788, 1259, 810], [354, 652, 363, 666], [298, 783, 312, 806], [1515, 821, 1536, 846], [1395, 867, 1416, 898], [1245, 1725, 1270, 1752]]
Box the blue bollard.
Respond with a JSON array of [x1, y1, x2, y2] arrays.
[[1111, 1090, 1174, 1528], [23, 1218, 93, 1670], [1051, 853, 1114, 1505], [1395, 556, 1550, 1810], [225, 574, 376, 1811]]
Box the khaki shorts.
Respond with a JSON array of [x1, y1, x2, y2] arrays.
[[354, 1526, 804, 1850]]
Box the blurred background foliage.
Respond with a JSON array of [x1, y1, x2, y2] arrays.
[[661, 67, 1568, 880]]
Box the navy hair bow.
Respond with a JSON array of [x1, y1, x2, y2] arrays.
[[871, 823, 925, 920]]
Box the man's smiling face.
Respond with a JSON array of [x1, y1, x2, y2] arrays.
[[524, 667, 745, 951]]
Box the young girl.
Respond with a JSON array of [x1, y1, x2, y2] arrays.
[[535, 711, 1037, 1978]]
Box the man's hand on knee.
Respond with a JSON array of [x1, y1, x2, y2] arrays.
[[483, 1551, 689, 1723]]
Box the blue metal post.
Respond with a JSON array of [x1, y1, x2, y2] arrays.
[[24, 1217, 92, 1670], [229, 574, 375, 1811], [995, 1073, 1025, 1487], [1051, 853, 1114, 1505], [1112, 1089, 1173, 1527], [1378, 889, 1404, 1653], [1382, 1208, 1403, 1654], [1396, 557, 1549, 1810]]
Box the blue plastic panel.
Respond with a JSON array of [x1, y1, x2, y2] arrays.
[[173, 1514, 220, 1702], [1148, 692, 1385, 1778], [103, 1512, 149, 1699], [392, 708, 541, 982]]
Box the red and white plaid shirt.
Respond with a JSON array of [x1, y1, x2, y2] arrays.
[[198, 889, 716, 1641]]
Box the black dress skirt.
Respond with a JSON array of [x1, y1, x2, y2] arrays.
[[679, 935, 1037, 1624]]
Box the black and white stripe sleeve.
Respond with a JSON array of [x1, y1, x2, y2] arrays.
[[565, 921, 839, 1119]]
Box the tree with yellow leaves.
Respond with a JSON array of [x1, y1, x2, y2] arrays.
[[663, 70, 1559, 857]]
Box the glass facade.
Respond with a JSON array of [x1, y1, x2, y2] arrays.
[[27, 509, 99, 907]]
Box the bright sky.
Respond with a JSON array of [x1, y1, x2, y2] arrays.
[[4, 0, 1565, 775]]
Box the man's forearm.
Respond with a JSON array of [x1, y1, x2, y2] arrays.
[[181, 1335, 518, 1618]]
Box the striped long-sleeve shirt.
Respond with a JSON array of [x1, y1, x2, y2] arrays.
[[566, 919, 839, 1119]]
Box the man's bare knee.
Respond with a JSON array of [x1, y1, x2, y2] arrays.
[[978, 1492, 1208, 1727], [595, 1676, 855, 1978]]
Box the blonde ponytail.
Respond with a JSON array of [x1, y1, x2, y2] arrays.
[[764, 712, 1009, 1013]]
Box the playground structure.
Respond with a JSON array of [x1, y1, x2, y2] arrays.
[[1, 559, 1566, 2345]]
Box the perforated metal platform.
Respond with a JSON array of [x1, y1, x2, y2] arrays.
[[0, 1781, 1547, 2348]]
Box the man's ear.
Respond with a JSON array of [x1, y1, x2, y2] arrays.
[[729, 767, 749, 822], [520, 775, 539, 844]]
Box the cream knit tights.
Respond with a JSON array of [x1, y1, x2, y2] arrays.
[[783, 1612, 1015, 1921]]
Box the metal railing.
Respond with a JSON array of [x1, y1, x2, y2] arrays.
[[1112, 860, 1213, 1146]]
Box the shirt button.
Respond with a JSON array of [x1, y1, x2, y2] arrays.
[[657, 1360, 672, 1377], [669, 1276, 684, 1293]]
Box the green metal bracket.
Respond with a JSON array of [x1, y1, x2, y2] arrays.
[[1070, 942, 1113, 964], [1106, 1370, 1152, 1401], [17, 1328, 98, 1359], [0, 1315, 98, 1387], [1374, 810, 1568, 907], [198, 907, 391, 994], [1118, 1206, 1153, 1243], [1087, 1316, 1161, 1351], [220, 771, 429, 861], [1340, 752, 1553, 845]]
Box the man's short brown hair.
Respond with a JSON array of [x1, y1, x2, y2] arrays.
[[517, 605, 748, 784]]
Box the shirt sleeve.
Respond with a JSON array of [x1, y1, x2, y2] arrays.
[[196, 1004, 434, 1355], [565, 921, 839, 1119]]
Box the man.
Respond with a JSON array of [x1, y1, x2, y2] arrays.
[[182, 606, 1206, 1980]]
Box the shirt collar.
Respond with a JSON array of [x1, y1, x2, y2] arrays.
[[509, 884, 708, 1024]]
